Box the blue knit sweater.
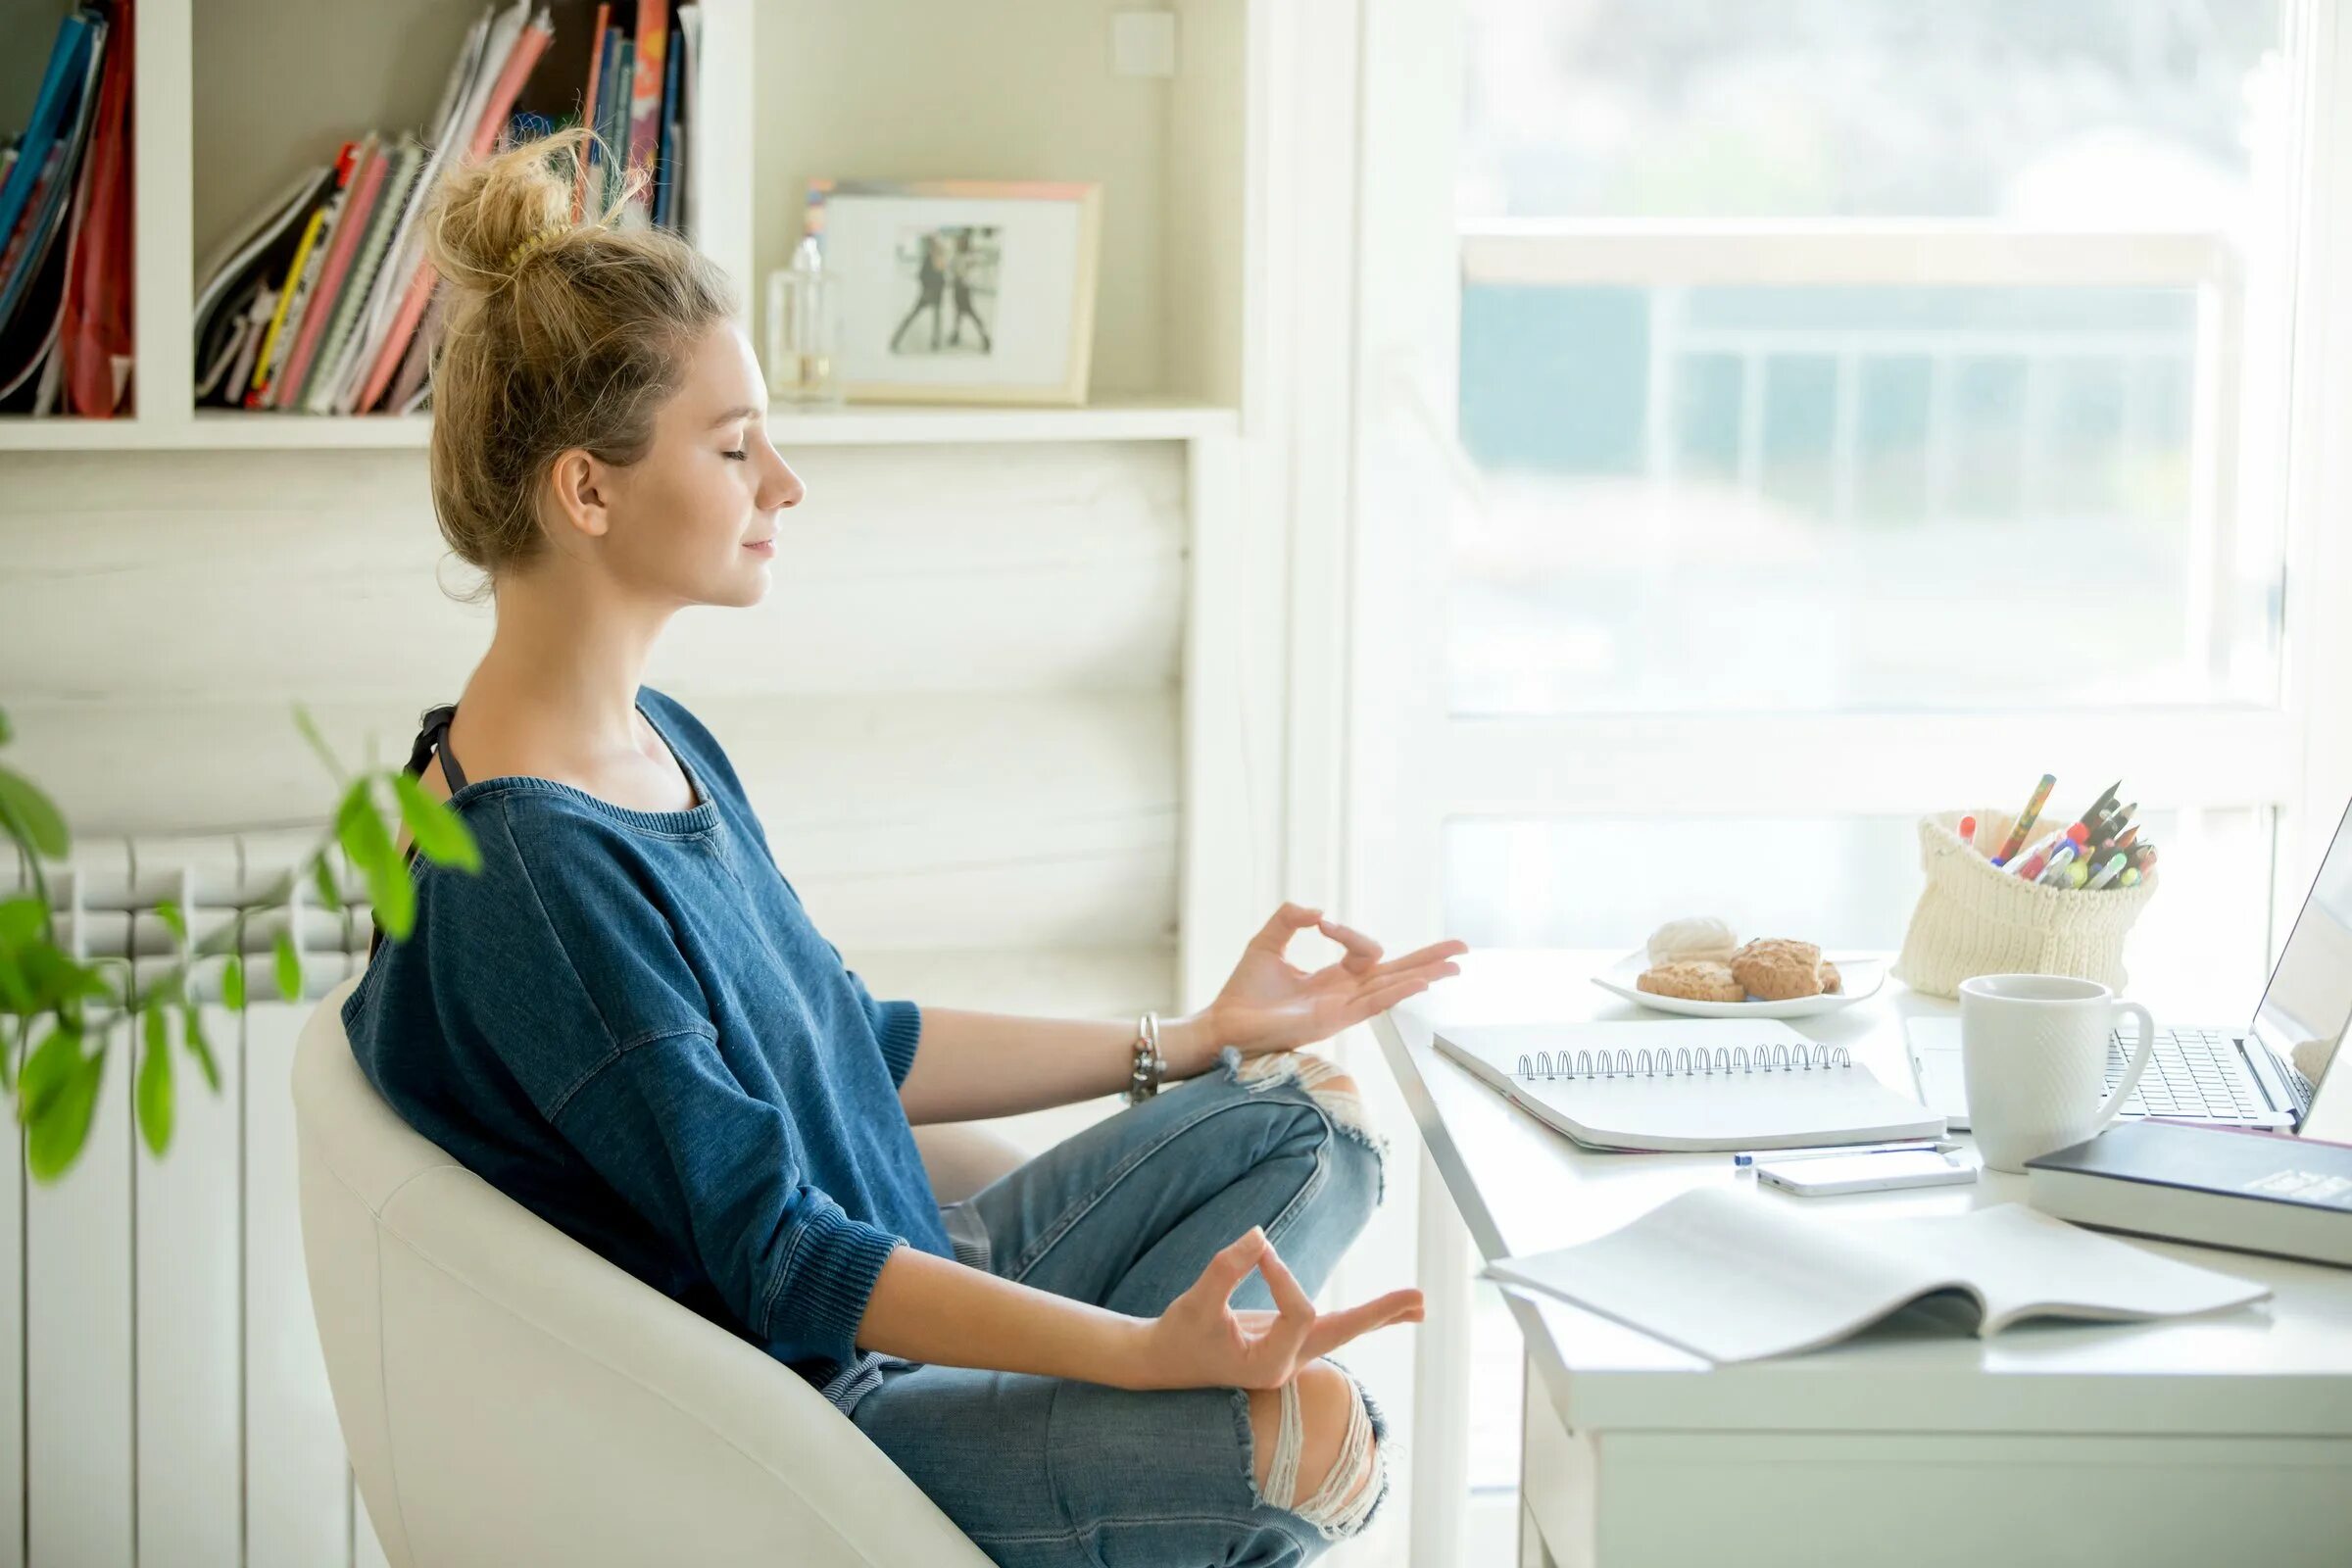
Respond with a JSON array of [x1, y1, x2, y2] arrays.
[[342, 685, 952, 1411]]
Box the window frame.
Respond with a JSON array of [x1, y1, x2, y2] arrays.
[[1334, 0, 2352, 1558]]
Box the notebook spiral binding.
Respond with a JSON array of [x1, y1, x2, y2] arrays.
[[1514, 1042, 1854, 1080]]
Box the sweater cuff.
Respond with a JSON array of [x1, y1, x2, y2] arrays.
[[870, 999, 923, 1089], [770, 1201, 905, 1365]]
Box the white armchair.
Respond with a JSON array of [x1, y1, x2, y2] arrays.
[[293, 974, 1024, 1567]]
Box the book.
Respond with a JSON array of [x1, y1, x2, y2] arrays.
[[1483, 1185, 2273, 1364], [273, 135, 382, 408], [248, 145, 358, 406], [2026, 1120, 2352, 1269], [304, 142, 420, 413], [1435, 1020, 1944, 1152], [573, 2, 611, 217], [623, 0, 667, 224], [353, 0, 552, 413], [0, 12, 105, 333], [59, 0, 134, 416], [0, 10, 96, 282]]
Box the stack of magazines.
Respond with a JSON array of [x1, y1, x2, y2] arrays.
[[0, 0, 135, 417], [193, 0, 702, 417]]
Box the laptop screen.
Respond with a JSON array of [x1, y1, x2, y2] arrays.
[[2248, 798, 2352, 1108]]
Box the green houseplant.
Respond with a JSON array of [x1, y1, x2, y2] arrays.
[[0, 704, 482, 1181]]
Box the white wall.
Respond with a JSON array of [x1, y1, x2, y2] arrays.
[[0, 442, 1187, 1151]]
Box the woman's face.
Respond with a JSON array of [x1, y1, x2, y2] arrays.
[[592, 320, 802, 609]]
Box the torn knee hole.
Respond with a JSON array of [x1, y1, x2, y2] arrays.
[[1255, 1363, 1385, 1541], [1235, 1052, 1364, 1120]]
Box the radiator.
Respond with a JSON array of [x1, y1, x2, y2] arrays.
[[4, 830, 395, 1568]]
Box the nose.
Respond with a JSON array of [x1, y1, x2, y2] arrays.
[[759, 446, 806, 513]]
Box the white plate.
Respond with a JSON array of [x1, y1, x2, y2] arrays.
[[1592, 949, 1886, 1019]]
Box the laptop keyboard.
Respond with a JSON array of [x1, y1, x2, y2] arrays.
[[2104, 1027, 2265, 1120]]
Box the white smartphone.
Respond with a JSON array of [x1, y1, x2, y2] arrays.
[[1754, 1149, 1978, 1196]]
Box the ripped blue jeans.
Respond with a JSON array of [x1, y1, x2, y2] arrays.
[[844, 1045, 1396, 1567]]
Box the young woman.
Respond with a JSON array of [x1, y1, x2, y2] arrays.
[[342, 128, 1464, 1567]]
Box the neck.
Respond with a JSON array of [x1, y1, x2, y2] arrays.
[[463, 563, 676, 752]]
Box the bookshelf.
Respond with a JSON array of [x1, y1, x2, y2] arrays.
[[0, 0, 1251, 450]]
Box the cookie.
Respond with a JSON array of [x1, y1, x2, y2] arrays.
[[1732, 938, 1824, 1002], [1645, 915, 1739, 967], [1637, 960, 1745, 1004]]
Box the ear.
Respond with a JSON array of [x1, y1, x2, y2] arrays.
[[546, 448, 613, 539]]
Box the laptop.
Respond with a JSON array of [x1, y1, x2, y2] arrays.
[[1907, 797, 2352, 1134]]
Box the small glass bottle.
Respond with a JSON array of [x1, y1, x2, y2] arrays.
[[764, 234, 845, 408]]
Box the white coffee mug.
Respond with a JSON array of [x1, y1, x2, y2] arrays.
[[1958, 973, 2156, 1173]]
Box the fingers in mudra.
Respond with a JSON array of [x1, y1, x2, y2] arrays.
[[1204, 1227, 1425, 1386]]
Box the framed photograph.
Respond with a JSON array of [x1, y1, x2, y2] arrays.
[[803, 177, 1103, 406]]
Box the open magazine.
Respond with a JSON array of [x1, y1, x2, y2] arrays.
[[1483, 1186, 2271, 1363]]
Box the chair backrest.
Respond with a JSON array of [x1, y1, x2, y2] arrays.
[[292, 974, 997, 1567]]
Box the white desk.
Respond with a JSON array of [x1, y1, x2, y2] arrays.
[[1373, 950, 2352, 1568]]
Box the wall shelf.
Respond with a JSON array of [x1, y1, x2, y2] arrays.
[[0, 396, 1236, 452], [0, 0, 1250, 451]]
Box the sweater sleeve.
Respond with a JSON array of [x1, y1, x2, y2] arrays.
[[553, 1034, 907, 1365], [472, 802, 906, 1366], [848, 969, 923, 1090]]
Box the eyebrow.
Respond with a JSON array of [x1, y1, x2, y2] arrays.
[[707, 405, 762, 428]]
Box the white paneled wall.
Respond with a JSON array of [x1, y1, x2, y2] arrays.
[[0, 424, 1283, 1561], [0, 441, 1188, 981]]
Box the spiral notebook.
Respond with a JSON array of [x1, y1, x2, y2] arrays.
[[1434, 1020, 1945, 1153]]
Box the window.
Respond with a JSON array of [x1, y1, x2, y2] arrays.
[[1355, 0, 2343, 1541]]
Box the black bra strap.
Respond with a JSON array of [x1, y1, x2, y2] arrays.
[[368, 703, 463, 961], [412, 703, 466, 791]]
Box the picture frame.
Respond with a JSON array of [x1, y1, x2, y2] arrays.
[[802, 177, 1103, 406]]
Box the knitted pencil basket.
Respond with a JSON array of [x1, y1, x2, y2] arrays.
[[1891, 809, 2160, 999]]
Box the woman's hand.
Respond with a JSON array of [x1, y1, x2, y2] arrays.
[[1124, 1226, 1425, 1392], [1203, 903, 1467, 1061]]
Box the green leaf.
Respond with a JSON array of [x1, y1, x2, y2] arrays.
[[183, 1006, 220, 1095], [220, 954, 244, 1011], [18, 946, 115, 1011], [273, 931, 302, 1003], [339, 778, 416, 940], [0, 765, 70, 860], [27, 1051, 104, 1182], [311, 856, 343, 913], [393, 771, 481, 871], [154, 900, 187, 945], [293, 703, 347, 784], [136, 1004, 174, 1156], [0, 895, 45, 951], [18, 1025, 79, 1123]]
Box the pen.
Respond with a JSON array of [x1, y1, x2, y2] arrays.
[[1992, 774, 2057, 864], [2083, 852, 2129, 891], [2066, 780, 2123, 841], [1732, 1139, 1959, 1167]]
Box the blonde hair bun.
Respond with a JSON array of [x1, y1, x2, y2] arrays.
[[417, 127, 737, 591]]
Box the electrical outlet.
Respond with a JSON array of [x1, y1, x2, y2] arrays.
[[1111, 10, 1178, 78]]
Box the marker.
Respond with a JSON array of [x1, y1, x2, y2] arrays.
[[2033, 843, 2079, 884], [1733, 1139, 1960, 1167], [1994, 774, 2058, 864], [2068, 780, 2123, 839], [2120, 867, 2141, 887], [2083, 852, 2129, 891], [1956, 815, 1978, 851], [2090, 803, 2138, 853]]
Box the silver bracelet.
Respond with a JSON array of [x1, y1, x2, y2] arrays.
[[1124, 1010, 1166, 1105]]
